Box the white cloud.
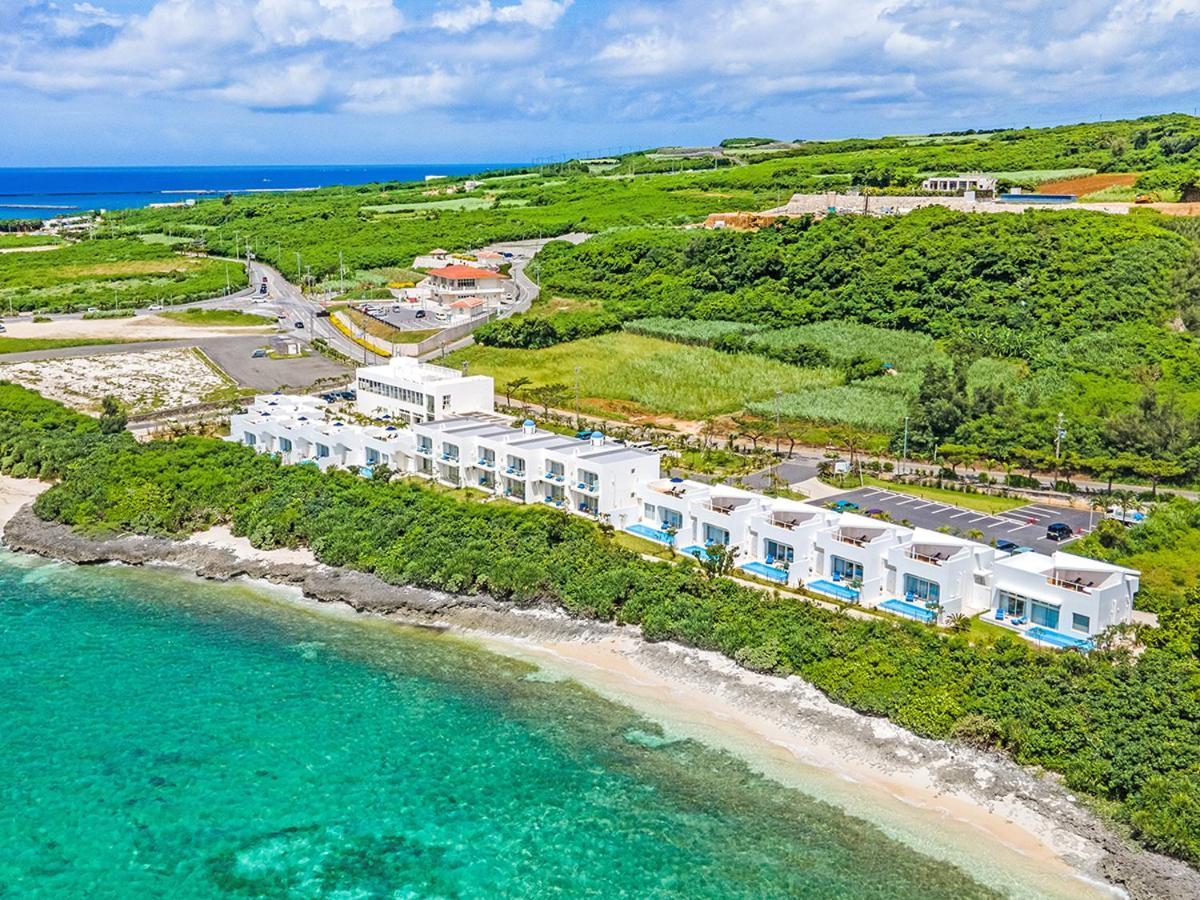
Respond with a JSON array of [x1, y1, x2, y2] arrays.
[[343, 69, 467, 112], [432, 0, 572, 33], [252, 0, 406, 48], [212, 57, 333, 109]]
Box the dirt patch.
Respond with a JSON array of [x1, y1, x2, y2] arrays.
[[1147, 202, 1200, 217], [56, 259, 203, 278], [1038, 173, 1139, 195]]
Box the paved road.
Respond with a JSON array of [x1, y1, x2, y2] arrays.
[[819, 485, 1099, 553]]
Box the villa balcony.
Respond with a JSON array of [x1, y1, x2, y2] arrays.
[[415, 445, 433, 456], [907, 549, 945, 566], [440, 454, 460, 464], [1047, 576, 1094, 594], [476, 458, 494, 468], [504, 467, 527, 479], [541, 472, 566, 483], [575, 482, 599, 494], [833, 531, 871, 548]]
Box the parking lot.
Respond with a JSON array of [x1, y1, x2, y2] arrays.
[[820, 486, 1098, 554], [356, 302, 441, 332]]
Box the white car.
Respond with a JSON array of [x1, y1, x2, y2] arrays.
[[147, 303, 163, 311]]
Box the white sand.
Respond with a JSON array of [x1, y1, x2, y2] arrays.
[[475, 631, 1119, 899], [0, 348, 230, 413], [190, 525, 317, 566], [0, 476, 49, 529]]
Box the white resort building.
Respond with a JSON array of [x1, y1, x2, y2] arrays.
[[229, 369, 1140, 650], [354, 357, 495, 424]]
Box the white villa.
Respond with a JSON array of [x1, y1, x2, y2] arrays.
[[229, 368, 1140, 649], [354, 357, 494, 424], [626, 477, 1137, 646]]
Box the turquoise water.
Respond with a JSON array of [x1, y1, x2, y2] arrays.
[[0, 554, 1008, 898]]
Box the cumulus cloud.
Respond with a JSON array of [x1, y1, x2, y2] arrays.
[[3, 0, 1200, 147], [432, 0, 572, 33]]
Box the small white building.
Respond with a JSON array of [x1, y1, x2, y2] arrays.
[[355, 357, 494, 424], [920, 174, 997, 195]]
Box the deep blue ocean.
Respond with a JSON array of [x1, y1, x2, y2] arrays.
[[0, 165, 522, 220]]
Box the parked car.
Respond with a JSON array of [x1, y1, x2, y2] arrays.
[[250, 348, 267, 358], [995, 539, 1020, 553], [294, 321, 304, 329], [830, 500, 859, 512], [0, 323, 6, 333], [86, 307, 99, 313], [1046, 522, 1073, 541], [865, 508, 884, 516], [414, 309, 427, 319], [147, 303, 163, 311]]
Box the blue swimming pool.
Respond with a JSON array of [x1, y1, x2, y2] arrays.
[[1026, 625, 1093, 651], [625, 523, 672, 544], [680, 545, 707, 558], [741, 561, 788, 582], [878, 598, 937, 624], [808, 579, 860, 602]]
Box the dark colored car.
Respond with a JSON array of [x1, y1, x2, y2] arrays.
[[294, 321, 304, 329], [995, 539, 1019, 553], [1046, 522, 1073, 541], [865, 508, 884, 516], [414, 309, 427, 319]]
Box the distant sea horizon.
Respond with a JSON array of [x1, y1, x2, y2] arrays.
[[0, 163, 526, 220]]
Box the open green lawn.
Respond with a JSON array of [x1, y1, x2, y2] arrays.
[[0, 337, 133, 354], [0, 238, 238, 313], [363, 197, 495, 213], [447, 332, 840, 421], [158, 308, 274, 327]]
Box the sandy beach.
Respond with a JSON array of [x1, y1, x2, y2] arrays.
[[0, 476, 48, 526], [3, 489, 1196, 898]]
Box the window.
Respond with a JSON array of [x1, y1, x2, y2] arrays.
[[831, 556, 863, 582], [903, 574, 940, 603], [442, 394, 451, 410], [243, 433, 256, 446], [279, 438, 292, 452], [703, 523, 730, 546], [1072, 612, 1091, 634], [316, 444, 330, 459], [662, 509, 683, 529], [644, 502, 656, 520], [1030, 601, 1060, 630], [764, 539, 794, 563], [1000, 590, 1027, 617]]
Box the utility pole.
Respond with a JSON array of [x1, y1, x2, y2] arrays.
[[901, 416, 910, 476], [1054, 411, 1065, 460], [295, 252, 302, 281]]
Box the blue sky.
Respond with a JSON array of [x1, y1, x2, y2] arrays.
[[2, 0, 1199, 165]]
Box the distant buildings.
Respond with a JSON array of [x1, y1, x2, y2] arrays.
[[228, 363, 1139, 648], [920, 174, 997, 195], [425, 264, 510, 306]]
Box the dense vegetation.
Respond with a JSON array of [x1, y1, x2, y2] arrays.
[[4, 381, 1200, 865], [0, 239, 239, 313], [521, 210, 1200, 481]]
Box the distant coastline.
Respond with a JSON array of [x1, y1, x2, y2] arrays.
[[0, 163, 526, 220]]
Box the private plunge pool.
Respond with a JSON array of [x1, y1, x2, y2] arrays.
[[625, 523, 673, 544], [878, 598, 937, 624], [740, 561, 789, 582]]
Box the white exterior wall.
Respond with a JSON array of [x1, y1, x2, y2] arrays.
[[355, 357, 494, 423], [991, 552, 1139, 637], [231, 395, 1140, 643]]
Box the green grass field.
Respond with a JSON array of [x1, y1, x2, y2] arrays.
[[0, 235, 63, 249], [363, 197, 495, 213], [158, 308, 274, 327], [0, 337, 133, 354], [447, 332, 840, 420]]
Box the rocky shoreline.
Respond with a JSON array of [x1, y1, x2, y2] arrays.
[[5, 503, 1200, 899]]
